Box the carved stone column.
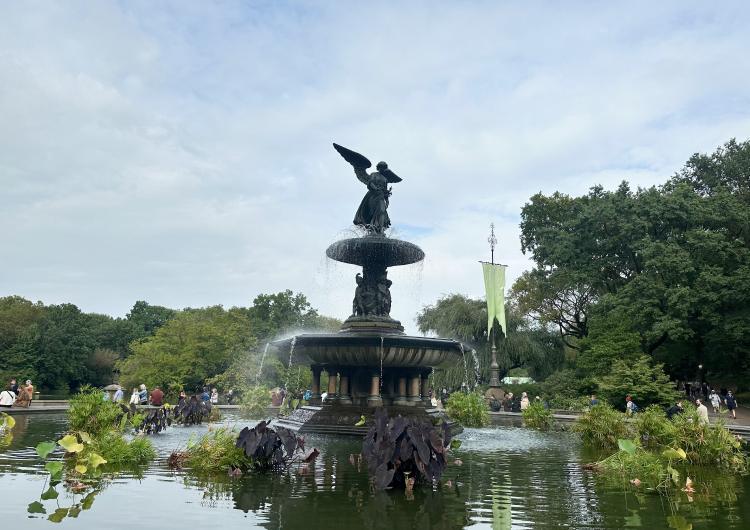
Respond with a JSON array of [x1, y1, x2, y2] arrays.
[[421, 373, 431, 406], [407, 373, 421, 405], [367, 372, 383, 407], [326, 369, 338, 403], [339, 371, 352, 405], [310, 366, 322, 405], [393, 375, 408, 405]]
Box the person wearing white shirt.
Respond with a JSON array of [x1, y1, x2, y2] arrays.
[[0, 386, 16, 408], [696, 399, 709, 425]]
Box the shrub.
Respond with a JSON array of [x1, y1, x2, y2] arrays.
[[546, 396, 592, 412], [445, 391, 489, 427], [593, 440, 666, 489], [540, 369, 597, 401], [241, 386, 271, 418], [181, 428, 246, 473], [173, 421, 318, 475], [597, 356, 680, 410], [68, 387, 125, 436], [670, 404, 748, 472], [522, 401, 554, 430], [634, 405, 676, 448], [574, 404, 631, 449], [92, 430, 156, 466], [174, 398, 212, 425]]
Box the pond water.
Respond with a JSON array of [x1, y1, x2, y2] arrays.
[[1, 412, 748, 529]]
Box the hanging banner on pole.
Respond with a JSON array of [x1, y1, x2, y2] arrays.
[[482, 263, 507, 339]]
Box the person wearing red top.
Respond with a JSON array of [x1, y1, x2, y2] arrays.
[[150, 387, 164, 406]]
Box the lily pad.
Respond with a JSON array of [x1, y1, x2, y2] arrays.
[[617, 439, 637, 455], [27, 501, 46, 514], [58, 434, 84, 453], [41, 486, 59, 500], [78, 431, 92, 444], [36, 441, 57, 459], [88, 452, 107, 469], [663, 448, 687, 461], [75, 464, 88, 474], [45, 461, 64, 481], [48, 507, 68, 523]]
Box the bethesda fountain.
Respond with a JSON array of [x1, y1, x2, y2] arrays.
[[273, 144, 465, 435]]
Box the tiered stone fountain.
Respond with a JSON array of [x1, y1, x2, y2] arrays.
[[273, 144, 464, 435]]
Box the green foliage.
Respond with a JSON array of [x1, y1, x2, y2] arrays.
[[594, 441, 667, 490], [91, 430, 155, 466], [118, 306, 256, 392], [182, 428, 246, 473], [418, 294, 564, 390], [669, 404, 747, 471], [516, 139, 750, 384], [574, 404, 631, 449], [540, 369, 597, 402], [576, 312, 642, 376], [522, 401, 553, 430], [597, 356, 680, 409], [68, 387, 124, 436], [634, 405, 677, 448], [445, 391, 489, 428]]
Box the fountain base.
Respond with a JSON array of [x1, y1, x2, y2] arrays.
[[273, 404, 462, 437]]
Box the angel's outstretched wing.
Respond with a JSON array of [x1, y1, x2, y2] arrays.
[[333, 143, 372, 169], [380, 168, 402, 183]]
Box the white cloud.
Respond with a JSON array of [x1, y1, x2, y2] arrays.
[[2, 1, 750, 332]]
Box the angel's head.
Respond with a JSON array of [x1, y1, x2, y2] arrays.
[[376, 161, 388, 171]]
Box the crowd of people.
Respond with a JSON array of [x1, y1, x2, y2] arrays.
[[0, 379, 34, 409]]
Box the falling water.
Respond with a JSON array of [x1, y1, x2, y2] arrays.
[[458, 343, 470, 391], [471, 349, 481, 389], [283, 336, 297, 393], [379, 336, 385, 391], [255, 343, 270, 384]]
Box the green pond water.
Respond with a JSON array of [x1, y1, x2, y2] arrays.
[[1, 412, 748, 529]]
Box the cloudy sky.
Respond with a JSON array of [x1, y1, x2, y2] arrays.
[[2, 1, 750, 332]]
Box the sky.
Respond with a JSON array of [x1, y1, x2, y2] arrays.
[[2, 1, 750, 332]]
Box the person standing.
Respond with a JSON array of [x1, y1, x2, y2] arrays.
[[625, 395, 638, 416], [520, 392, 530, 410], [667, 401, 684, 420], [9, 379, 18, 395], [113, 386, 124, 403], [725, 391, 738, 420], [696, 399, 709, 425], [24, 380, 34, 406], [709, 390, 721, 414], [210, 388, 219, 405], [590, 394, 599, 407]]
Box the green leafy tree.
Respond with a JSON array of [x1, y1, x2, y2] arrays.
[[417, 294, 564, 390], [597, 356, 680, 409], [126, 301, 177, 337], [118, 306, 256, 393]]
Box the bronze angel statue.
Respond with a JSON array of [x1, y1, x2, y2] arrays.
[[333, 143, 402, 234]]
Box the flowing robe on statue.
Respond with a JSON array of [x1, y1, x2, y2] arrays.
[[353, 168, 390, 232]]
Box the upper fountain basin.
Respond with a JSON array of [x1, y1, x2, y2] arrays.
[[272, 333, 464, 369], [326, 235, 425, 267]]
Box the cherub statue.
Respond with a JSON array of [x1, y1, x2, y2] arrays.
[[333, 143, 402, 234]]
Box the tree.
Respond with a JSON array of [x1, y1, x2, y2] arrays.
[[118, 306, 256, 394], [126, 301, 177, 337], [597, 356, 680, 409], [416, 294, 564, 389], [516, 139, 750, 384]]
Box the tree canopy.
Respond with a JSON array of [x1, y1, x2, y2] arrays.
[[416, 294, 564, 390], [514, 138, 750, 386]]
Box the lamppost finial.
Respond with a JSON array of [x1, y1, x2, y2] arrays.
[[488, 223, 497, 265]]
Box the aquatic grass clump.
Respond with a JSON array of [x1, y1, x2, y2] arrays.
[[171, 421, 318, 475], [573, 403, 631, 449], [179, 428, 246, 473], [68, 387, 125, 436], [592, 440, 666, 490], [445, 391, 489, 428], [522, 401, 554, 430], [92, 431, 156, 466], [634, 405, 677, 448]]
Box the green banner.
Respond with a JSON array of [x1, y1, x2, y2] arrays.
[[482, 263, 507, 339]]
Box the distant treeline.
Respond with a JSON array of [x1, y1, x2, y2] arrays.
[[0, 291, 340, 393]]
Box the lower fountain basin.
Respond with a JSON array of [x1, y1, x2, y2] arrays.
[[272, 333, 464, 369]]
